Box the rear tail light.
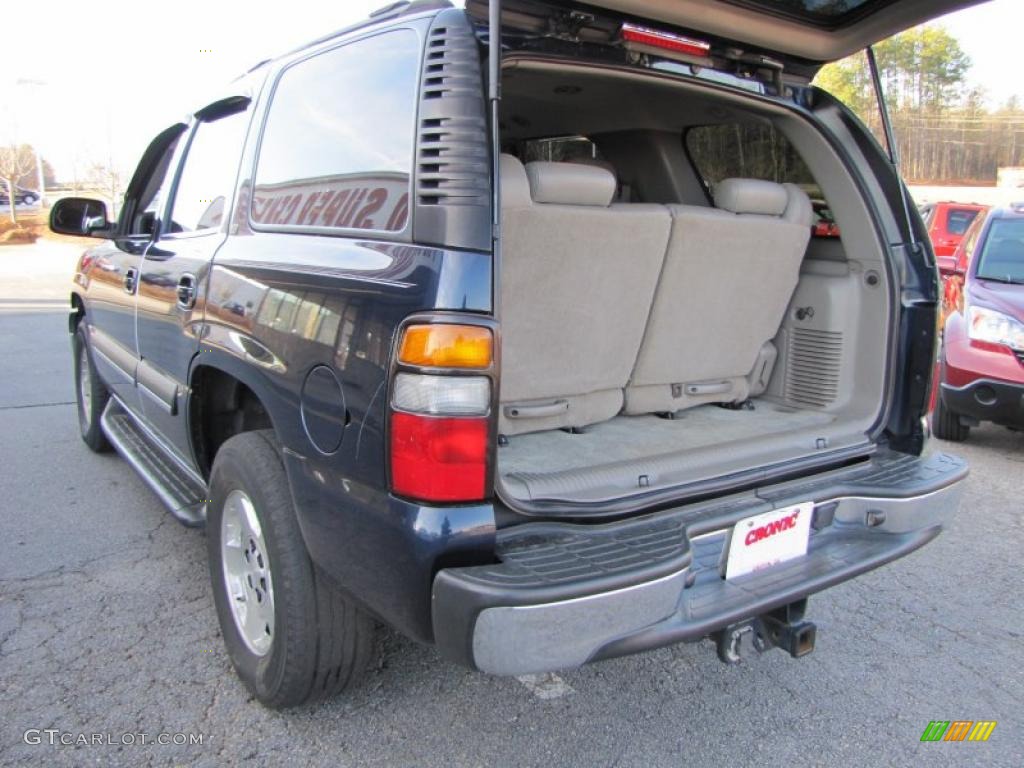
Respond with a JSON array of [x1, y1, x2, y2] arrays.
[[389, 322, 494, 503], [398, 323, 492, 368], [391, 413, 488, 501], [621, 23, 711, 60], [393, 373, 490, 416]]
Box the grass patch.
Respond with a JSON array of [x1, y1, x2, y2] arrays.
[[1, 211, 93, 246]]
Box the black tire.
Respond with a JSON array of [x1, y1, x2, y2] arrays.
[[73, 325, 111, 452], [932, 395, 970, 442], [207, 430, 375, 709]]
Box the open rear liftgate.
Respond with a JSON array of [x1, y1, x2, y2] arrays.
[[436, 3, 969, 674]]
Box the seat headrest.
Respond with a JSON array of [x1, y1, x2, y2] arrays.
[[525, 161, 616, 207], [500, 154, 532, 208], [569, 156, 618, 180], [714, 178, 789, 217], [782, 183, 814, 227]]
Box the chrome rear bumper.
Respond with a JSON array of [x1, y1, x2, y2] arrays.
[[432, 451, 967, 676]]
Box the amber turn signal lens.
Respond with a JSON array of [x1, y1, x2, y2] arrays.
[[398, 324, 493, 369]]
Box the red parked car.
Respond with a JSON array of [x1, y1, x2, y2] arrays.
[[921, 201, 987, 269], [935, 204, 1024, 441], [811, 200, 840, 238]]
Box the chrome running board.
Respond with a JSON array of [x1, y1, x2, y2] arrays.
[[100, 399, 207, 527]]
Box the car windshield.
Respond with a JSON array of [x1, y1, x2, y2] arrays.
[[729, 0, 877, 24], [975, 218, 1024, 284]]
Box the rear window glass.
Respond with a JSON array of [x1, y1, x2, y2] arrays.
[[946, 208, 980, 236], [519, 136, 601, 164], [252, 30, 419, 233], [976, 219, 1024, 283], [744, 0, 877, 23], [685, 123, 821, 202]]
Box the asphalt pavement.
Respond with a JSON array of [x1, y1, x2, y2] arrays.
[[1, 241, 1022, 767]]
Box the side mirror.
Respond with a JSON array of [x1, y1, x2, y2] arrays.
[[953, 247, 970, 277], [49, 197, 113, 237]]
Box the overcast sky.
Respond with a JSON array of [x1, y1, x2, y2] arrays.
[[1, 0, 1019, 184]]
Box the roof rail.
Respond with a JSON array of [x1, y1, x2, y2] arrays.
[[372, 1, 453, 20], [370, 1, 409, 17]]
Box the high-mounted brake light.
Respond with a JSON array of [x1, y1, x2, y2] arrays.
[[389, 322, 494, 504], [621, 23, 711, 60]]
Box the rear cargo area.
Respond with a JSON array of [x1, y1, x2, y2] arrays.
[[494, 59, 893, 509], [500, 402, 837, 502]]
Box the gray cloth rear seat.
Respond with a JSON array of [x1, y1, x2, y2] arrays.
[[625, 178, 813, 414], [499, 155, 672, 435]]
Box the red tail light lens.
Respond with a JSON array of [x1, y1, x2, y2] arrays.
[[389, 322, 493, 503], [390, 412, 487, 502]]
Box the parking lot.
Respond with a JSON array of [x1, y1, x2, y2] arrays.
[[1, 242, 1022, 767]]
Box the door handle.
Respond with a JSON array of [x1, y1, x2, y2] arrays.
[[123, 267, 138, 294], [177, 274, 198, 310]]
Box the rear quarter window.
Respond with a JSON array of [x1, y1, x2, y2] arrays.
[[686, 123, 829, 232], [519, 136, 600, 163], [685, 123, 818, 197], [251, 30, 420, 234]]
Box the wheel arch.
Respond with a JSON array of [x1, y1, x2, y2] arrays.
[[188, 353, 284, 480]]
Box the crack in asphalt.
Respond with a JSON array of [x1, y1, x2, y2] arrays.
[[0, 400, 76, 411], [1, 355, 1021, 766]]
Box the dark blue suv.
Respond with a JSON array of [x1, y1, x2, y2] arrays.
[[52, 0, 971, 708]]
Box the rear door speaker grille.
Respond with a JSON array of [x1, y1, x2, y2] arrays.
[[785, 328, 843, 407]]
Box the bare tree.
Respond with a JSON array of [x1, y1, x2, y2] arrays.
[[87, 161, 125, 218], [814, 25, 1024, 184], [0, 144, 36, 225]]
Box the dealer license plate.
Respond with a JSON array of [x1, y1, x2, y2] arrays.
[[725, 502, 814, 580]]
